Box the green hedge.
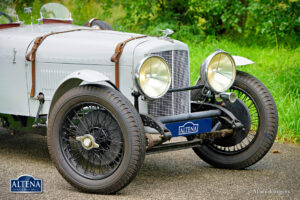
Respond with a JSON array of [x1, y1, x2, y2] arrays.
[[9, 0, 300, 142], [117, 0, 299, 47], [13, 0, 299, 47]]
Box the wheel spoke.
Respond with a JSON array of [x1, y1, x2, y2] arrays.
[[59, 102, 124, 180], [62, 126, 79, 137], [209, 87, 260, 154]]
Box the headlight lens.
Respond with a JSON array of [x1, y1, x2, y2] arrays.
[[136, 56, 171, 99], [201, 51, 236, 93]]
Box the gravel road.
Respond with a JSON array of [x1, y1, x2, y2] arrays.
[[0, 131, 299, 200]]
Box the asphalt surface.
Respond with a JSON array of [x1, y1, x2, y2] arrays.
[[0, 130, 299, 200]]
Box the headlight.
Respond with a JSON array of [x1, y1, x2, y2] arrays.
[[135, 56, 171, 99], [200, 50, 236, 93]]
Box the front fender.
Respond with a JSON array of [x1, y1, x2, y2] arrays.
[[48, 70, 115, 115], [233, 56, 254, 66], [64, 69, 110, 83]]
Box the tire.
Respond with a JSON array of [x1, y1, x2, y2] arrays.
[[83, 20, 113, 30], [191, 71, 278, 169], [47, 85, 146, 194]]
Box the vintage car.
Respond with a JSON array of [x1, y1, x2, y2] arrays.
[[0, 3, 278, 194]]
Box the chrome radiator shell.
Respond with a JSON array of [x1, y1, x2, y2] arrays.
[[148, 50, 190, 117]]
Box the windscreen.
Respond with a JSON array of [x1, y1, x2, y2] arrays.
[[40, 3, 71, 20]]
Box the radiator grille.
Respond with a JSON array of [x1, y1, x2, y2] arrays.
[[148, 50, 190, 117]]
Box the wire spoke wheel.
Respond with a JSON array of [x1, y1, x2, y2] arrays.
[[190, 71, 278, 169], [209, 86, 260, 154], [60, 103, 124, 179], [48, 86, 146, 194]]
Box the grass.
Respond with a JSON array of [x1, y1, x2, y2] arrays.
[[113, 22, 300, 143], [94, 2, 300, 143], [14, 1, 300, 143], [186, 38, 299, 143]]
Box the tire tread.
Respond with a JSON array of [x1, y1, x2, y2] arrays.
[[192, 71, 278, 169], [47, 85, 145, 194]]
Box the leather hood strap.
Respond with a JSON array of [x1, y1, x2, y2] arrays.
[[26, 29, 147, 97], [26, 28, 90, 97], [111, 35, 147, 88]]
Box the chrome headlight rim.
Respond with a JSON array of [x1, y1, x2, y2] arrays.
[[200, 50, 236, 93], [135, 55, 171, 100]]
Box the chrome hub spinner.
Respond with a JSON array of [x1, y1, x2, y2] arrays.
[[76, 134, 99, 150]]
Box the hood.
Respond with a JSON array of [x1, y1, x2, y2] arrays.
[[0, 24, 189, 68], [0, 24, 150, 66]]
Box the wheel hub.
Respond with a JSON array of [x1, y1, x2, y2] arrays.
[[76, 134, 99, 150], [214, 98, 252, 147]]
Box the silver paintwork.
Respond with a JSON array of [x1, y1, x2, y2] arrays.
[[0, 23, 188, 119], [0, 20, 253, 120], [48, 69, 110, 114], [133, 37, 188, 114], [233, 56, 254, 66]]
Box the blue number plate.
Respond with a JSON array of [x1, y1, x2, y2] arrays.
[[165, 118, 212, 137]]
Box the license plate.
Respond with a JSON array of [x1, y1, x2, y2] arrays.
[[165, 118, 212, 137]]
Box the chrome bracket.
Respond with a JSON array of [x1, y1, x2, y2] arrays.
[[76, 134, 100, 150]]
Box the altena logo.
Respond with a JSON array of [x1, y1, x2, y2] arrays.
[[179, 122, 199, 135], [10, 175, 42, 193]]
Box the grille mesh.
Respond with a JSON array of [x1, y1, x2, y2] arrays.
[[148, 50, 190, 117]]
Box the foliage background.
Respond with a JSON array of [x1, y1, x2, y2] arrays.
[[9, 0, 300, 143]]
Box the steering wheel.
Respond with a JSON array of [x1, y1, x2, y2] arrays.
[[0, 12, 13, 23]]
